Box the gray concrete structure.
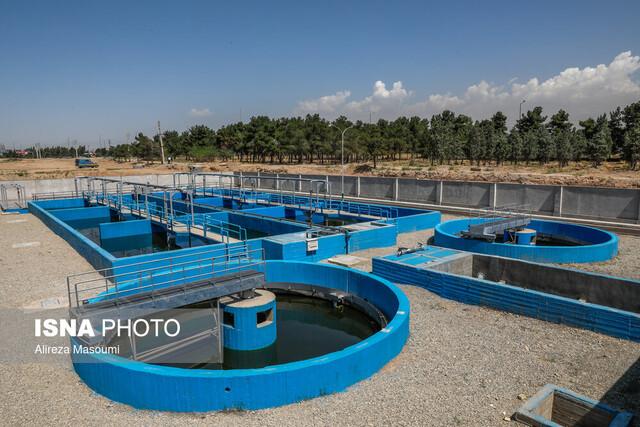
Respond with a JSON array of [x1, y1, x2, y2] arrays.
[[252, 172, 640, 225], [397, 178, 439, 204], [441, 181, 491, 207], [4, 171, 640, 226], [358, 176, 395, 200], [328, 174, 358, 197], [562, 186, 640, 222]]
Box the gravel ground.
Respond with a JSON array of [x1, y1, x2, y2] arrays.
[[1, 213, 639, 426]]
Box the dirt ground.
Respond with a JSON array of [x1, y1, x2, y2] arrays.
[[1, 158, 638, 188]]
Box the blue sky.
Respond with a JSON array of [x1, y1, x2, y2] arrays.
[[1, 0, 639, 148]]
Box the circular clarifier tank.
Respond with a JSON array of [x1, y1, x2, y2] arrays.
[[434, 218, 618, 263], [70, 261, 409, 412]]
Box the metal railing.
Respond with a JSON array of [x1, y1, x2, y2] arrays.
[[205, 187, 396, 219], [98, 193, 248, 244], [463, 203, 533, 240], [0, 183, 26, 210], [66, 244, 262, 309], [471, 203, 532, 222]]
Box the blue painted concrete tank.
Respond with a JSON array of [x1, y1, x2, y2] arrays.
[[70, 261, 409, 412], [222, 290, 277, 351], [434, 218, 618, 263], [515, 228, 537, 245]]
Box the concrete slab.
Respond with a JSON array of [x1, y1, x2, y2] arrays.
[[327, 254, 367, 268], [11, 241, 41, 248]]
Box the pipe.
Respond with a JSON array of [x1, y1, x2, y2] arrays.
[[397, 242, 424, 256]]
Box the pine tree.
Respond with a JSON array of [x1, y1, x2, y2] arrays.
[[588, 127, 611, 167], [623, 121, 640, 170], [508, 130, 523, 164], [554, 129, 572, 167]]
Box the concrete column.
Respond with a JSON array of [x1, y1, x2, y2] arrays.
[[437, 181, 444, 205], [394, 178, 399, 201], [257, 171, 261, 189], [275, 174, 280, 191], [553, 185, 563, 217], [489, 182, 497, 208], [356, 176, 361, 197], [298, 174, 302, 192]]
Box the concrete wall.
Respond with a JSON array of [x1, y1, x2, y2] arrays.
[[328, 175, 358, 197], [472, 255, 640, 313], [99, 219, 151, 241], [562, 186, 640, 221], [397, 178, 438, 203], [5, 173, 176, 199], [266, 173, 639, 224], [358, 176, 394, 200], [9, 171, 640, 223], [50, 206, 110, 222], [28, 200, 116, 272], [373, 255, 640, 342]]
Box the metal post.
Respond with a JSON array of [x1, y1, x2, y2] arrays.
[[144, 184, 149, 217], [163, 191, 167, 224], [157, 120, 166, 165], [330, 124, 353, 200], [190, 189, 195, 226], [169, 192, 174, 230]]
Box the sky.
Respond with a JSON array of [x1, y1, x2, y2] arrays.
[[1, 0, 639, 148]]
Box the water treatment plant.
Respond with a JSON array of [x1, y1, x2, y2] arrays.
[[1, 172, 639, 424]]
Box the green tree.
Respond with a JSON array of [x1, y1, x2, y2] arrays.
[[508, 129, 523, 164], [516, 106, 546, 134], [588, 127, 611, 167], [554, 129, 572, 167], [609, 107, 625, 155], [623, 120, 640, 170], [522, 131, 538, 165], [493, 131, 509, 165], [536, 127, 553, 164], [571, 131, 587, 162], [132, 133, 156, 161], [466, 124, 483, 166]]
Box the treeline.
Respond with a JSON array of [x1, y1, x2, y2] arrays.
[[1, 145, 87, 159], [98, 99, 638, 170]]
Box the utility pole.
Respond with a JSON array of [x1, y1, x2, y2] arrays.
[[329, 123, 354, 200], [157, 121, 166, 164]]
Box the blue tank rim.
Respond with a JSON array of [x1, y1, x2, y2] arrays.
[[435, 217, 618, 247], [70, 260, 410, 411]]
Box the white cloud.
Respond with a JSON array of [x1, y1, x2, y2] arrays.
[[295, 90, 351, 113], [295, 51, 640, 124], [189, 108, 213, 117], [347, 80, 411, 113]]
